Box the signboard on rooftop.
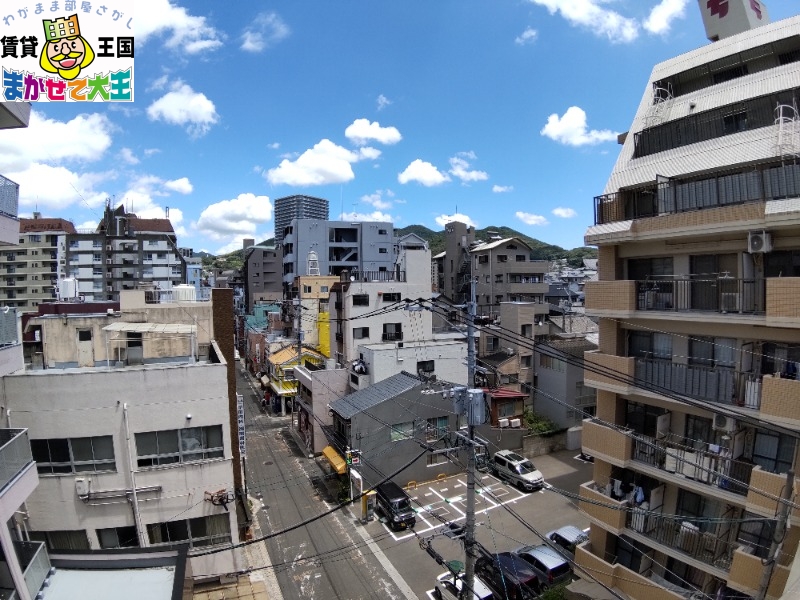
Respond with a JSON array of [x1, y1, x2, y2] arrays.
[[700, 0, 771, 42]]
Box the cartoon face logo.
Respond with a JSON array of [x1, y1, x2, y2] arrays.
[[39, 14, 95, 81]]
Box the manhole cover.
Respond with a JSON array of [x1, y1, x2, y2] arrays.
[[263, 461, 273, 466]]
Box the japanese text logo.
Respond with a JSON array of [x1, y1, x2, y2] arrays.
[[0, 1, 133, 102]]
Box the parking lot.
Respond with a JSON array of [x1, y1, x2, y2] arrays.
[[365, 450, 594, 599]]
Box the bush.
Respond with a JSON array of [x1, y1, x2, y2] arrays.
[[540, 583, 567, 600], [523, 409, 558, 435]]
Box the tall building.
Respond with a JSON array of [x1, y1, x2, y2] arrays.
[[441, 220, 476, 303], [273, 194, 329, 246], [281, 219, 396, 293], [0, 214, 76, 311], [242, 239, 282, 312], [578, 9, 800, 600], [62, 203, 186, 302]]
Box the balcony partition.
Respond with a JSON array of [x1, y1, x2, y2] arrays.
[[13, 541, 49, 600], [0, 430, 32, 493], [635, 278, 763, 314]]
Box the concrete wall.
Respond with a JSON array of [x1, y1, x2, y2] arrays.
[[362, 340, 467, 386]]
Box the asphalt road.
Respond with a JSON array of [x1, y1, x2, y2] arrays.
[[237, 367, 593, 599]]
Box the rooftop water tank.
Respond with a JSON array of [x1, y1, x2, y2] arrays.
[[58, 277, 78, 301], [173, 284, 196, 302]]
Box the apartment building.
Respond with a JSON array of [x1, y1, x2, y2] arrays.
[[273, 194, 329, 246], [6, 289, 242, 581], [242, 240, 282, 312], [63, 203, 186, 302], [441, 220, 476, 304], [281, 219, 395, 293], [578, 8, 800, 600]]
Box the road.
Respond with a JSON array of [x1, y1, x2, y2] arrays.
[[237, 367, 593, 599]]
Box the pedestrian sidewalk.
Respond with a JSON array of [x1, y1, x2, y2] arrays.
[[193, 577, 270, 600]]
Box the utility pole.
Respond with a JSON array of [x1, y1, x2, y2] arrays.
[[756, 469, 794, 600], [464, 276, 478, 599], [293, 297, 302, 419]]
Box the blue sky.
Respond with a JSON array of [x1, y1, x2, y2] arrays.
[[3, 0, 797, 254]]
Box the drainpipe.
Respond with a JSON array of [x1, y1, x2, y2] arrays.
[[122, 403, 148, 547]]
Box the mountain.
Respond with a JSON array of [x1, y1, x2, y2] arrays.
[[395, 224, 596, 267]]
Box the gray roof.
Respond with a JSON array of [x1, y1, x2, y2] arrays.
[[330, 371, 422, 419]]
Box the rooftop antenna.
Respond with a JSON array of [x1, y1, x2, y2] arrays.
[[165, 206, 169, 219]]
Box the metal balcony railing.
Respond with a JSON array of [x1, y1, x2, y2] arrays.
[[634, 278, 764, 314], [14, 540, 50, 600], [0, 174, 18, 219], [627, 510, 738, 571], [631, 434, 753, 496], [634, 358, 739, 405], [381, 331, 403, 342], [340, 270, 406, 282]]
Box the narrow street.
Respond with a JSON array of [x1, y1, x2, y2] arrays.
[[237, 367, 416, 600]]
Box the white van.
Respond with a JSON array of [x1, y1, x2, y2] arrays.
[[491, 450, 544, 491]]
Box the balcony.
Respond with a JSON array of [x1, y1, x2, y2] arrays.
[[760, 375, 800, 423], [584, 280, 636, 313], [340, 270, 405, 283], [381, 331, 403, 342], [631, 434, 753, 497], [582, 419, 632, 464], [0, 429, 33, 493], [574, 543, 685, 600], [633, 278, 763, 315], [727, 547, 791, 598], [745, 467, 800, 522], [579, 482, 627, 530], [766, 277, 800, 327], [14, 540, 50, 600], [584, 351, 635, 392]]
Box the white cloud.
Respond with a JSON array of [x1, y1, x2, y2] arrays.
[[147, 81, 219, 137], [195, 193, 273, 243], [492, 185, 514, 193], [516, 211, 549, 226], [119, 147, 139, 165], [552, 207, 577, 218], [515, 28, 539, 45], [138, 0, 223, 54], [0, 111, 113, 172], [344, 118, 402, 146], [377, 94, 392, 111], [361, 190, 395, 210], [338, 210, 394, 222], [398, 159, 451, 187], [164, 177, 193, 194], [75, 220, 99, 231], [528, 0, 639, 43], [268, 142, 280, 150], [9, 163, 109, 210], [643, 0, 689, 35], [435, 213, 476, 228], [265, 139, 378, 186], [541, 106, 618, 146], [144, 148, 161, 157], [449, 153, 488, 183], [241, 12, 290, 52]]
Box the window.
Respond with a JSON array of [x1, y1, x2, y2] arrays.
[[78, 329, 92, 342], [97, 526, 140, 549], [494, 295, 503, 305], [29, 530, 90, 551], [515, 255, 526, 262], [752, 430, 795, 474], [321, 286, 329, 293], [303, 285, 312, 293], [495, 274, 503, 283], [478, 255, 488, 264], [417, 360, 435, 374], [135, 425, 224, 467], [426, 416, 449, 442], [628, 331, 672, 360], [521, 355, 532, 368], [722, 110, 747, 134], [497, 255, 508, 263], [352, 327, 370, 339], [486, 337, 499, 352], [390, 421, 413, 442], [688, 336, 735, 369], [352, 294, 369, 306], [31, 436, 116, 474], [382, 292, 401, 302], [498, 401, 517, 418], [93, 253, 102, 262], [147, 514, 231, 548], [378, 229, 388, 235], [427, 452, 448, 466], [626, 401, 667, 437], [379, 248, 388, 254], [539, 353, 565, 372], [521, 324, 532, 337]]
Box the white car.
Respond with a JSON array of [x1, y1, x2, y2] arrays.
[[433, 571, 494, 600], [491, 450, 544, 491]]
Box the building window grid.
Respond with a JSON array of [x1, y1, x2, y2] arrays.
[[31, 435, 116, 474], [426, 416, 449, 442], [135, 425, 224, 467], [146, 514, 231, 549]]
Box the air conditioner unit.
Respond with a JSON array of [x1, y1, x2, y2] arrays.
[[720, 293, 740, 313], [75, 477, 90, 498], [713, 414, 736, 433], [498, 418, 509, 428], [106, 285, 113, 292], [106, 245, 112, 251], [510, 418, 521, 428], [748, 230, 772, 253], [106, 258, 112, 264]]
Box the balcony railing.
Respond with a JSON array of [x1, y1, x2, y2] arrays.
[[340, 270, 406, 283], [0, 174, 18, 219], [634, 358, 741, 405], [0, 429, 32, 492], [629, 511, 738, 571], [593, 161, 800, 226], [634, 278, 763, 314], [381, 331, 403, 341], [631, 434, 753, 496], [13, 540, 50, 600]]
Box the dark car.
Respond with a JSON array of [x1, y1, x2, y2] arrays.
[[475, 552, 541, 600], [375, 481, 416, 530]]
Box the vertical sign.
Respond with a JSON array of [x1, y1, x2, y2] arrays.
[[236, 393, 246, 458]]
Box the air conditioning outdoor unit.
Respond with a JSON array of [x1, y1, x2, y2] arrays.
[[748, 230, 772, 254], [720, 293, 740, 313], [510, 418, 521, 428], [713, 414, 736, 433], [106, 244, 112, 251], [498, 418, 509, 428], [106, 285, 113, 292]]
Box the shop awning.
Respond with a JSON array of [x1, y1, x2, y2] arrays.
[[322, 446, 347, 475]]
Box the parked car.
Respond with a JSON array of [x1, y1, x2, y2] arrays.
[[490, 450, 544, 491], [433, 571, 495, 600], [375, 481, 416, 530], [513, 544, 572, 589], [475, 552, 541, 599], [546, 525, 588, 561]]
